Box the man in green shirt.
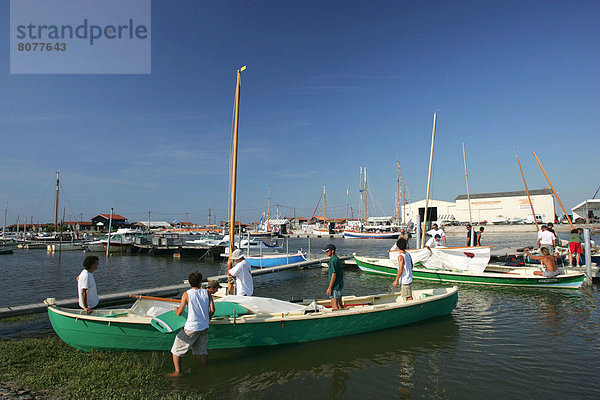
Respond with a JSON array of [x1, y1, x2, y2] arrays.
[[323, 243, 344, 310]]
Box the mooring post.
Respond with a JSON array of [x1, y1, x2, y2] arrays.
[[584, 228, 592, 285], [308, 236, 311, 259]]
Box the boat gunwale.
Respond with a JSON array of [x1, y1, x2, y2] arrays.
[[354, 256, 585, 280], [45, 287, 459, 325]]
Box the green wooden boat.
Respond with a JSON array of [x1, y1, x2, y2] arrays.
[[355, 256, 585, 290], [45, 287, 458, 352]]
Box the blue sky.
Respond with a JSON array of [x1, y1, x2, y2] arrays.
[[1, 0, 599, 225]]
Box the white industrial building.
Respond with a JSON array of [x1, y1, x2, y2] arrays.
[[402, 189, 556, 224]]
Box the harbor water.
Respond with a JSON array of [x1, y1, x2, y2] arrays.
[[1, 232, 599, 399]]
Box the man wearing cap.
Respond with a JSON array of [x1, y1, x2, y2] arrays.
[[227, 249, 254, 296], [427, 223, 446, 246], [466, 224, 473, 246], [323, 244, 343, 310], [537, 224, 556, 256]]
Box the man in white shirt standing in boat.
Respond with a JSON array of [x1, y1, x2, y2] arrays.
[[537, 225, 556, 256], [427, 223, 446, 246], [393, 238, 413, 301], [228, 249, 254, 296], [77, 256, 100, 314]]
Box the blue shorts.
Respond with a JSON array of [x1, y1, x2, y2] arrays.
[[328, 289, 342, 299]]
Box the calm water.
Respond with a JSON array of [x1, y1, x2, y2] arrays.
[[1, 233, 599, 399]]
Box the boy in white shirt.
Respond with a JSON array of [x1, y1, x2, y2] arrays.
[[77, 256, 100, 314]]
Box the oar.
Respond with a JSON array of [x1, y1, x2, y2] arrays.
[[129, 294, 179, 303]]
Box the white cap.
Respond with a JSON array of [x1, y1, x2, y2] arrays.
[[231, 249, 244, 260]]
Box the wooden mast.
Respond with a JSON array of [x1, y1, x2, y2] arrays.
[[515, 152, 538, 231], [228, 66, 245, 294], [531, 150, 574, 229], [421, 112, 437, 248]]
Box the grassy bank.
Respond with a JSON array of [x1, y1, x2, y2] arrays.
[[0, 335, 204, 399]]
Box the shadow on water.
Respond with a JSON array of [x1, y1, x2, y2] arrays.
[[167, 316, 460, 399]]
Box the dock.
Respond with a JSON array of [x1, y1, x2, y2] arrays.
[[0, 255, 352, 318]]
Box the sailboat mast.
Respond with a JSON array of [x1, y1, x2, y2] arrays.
[[359, 167, 363, 223], [2, 201, 7, 238], [267, 185, 271, 227], [228, 66, 246, 268], [322, 185, 326, 220], [462, 142, 473, 226], [397, 162, 401, 225], [346, 186, 349, 221], [364, 167, 368, 223], [516, 152, 538, 231], [421, 112, 437, 248], [531, 150, 574, 229], [54, 171, 60, 232]]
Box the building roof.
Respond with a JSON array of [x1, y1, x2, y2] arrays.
[[455, 189, 552, 201], [134, 221, 172, 228], [572, 199, 600, 213], [94, 214, 127, 220]]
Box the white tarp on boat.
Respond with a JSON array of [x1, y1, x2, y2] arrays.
[[216, 295, 307, 314], [389, 247, 491, 274]]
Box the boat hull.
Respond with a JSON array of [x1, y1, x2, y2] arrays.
[[246, 253, 306, 268], [343, 231, 400, 239], [355, 256, 585, 289], [47, 288, 458, 352]]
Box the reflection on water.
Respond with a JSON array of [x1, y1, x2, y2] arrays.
[[1, 234, 600, 399], [168, 316, 459, 399]]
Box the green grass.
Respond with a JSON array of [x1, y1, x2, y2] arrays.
[[1, 314, 37, 323], [0, 336, 206, 399]]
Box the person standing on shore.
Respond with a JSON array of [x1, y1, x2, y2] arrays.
[[476, 227, 484, 246], [324, 244, 344, 310], [427, 223, 446, 246], [466, 224, 473, 246], [77, 256, 99, 314], [392, 238, 413, 301], [170, 273, 217, 376]]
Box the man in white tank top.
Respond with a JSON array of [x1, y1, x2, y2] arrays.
[[392, 238, 413, 301], [170, 273, 218, 376]]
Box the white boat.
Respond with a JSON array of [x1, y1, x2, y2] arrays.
[[507, 217, 524, 224], [86, 228, 143, 253], [489, 216, 508, 224], [47, 243, 85, 252], [221, 237, 283, 257], [343, 230, 400, 239]]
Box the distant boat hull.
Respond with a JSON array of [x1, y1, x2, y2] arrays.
[[343, 230, 400, 239], [246, 253, 307, 268], [355, 256, 585, 289]]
